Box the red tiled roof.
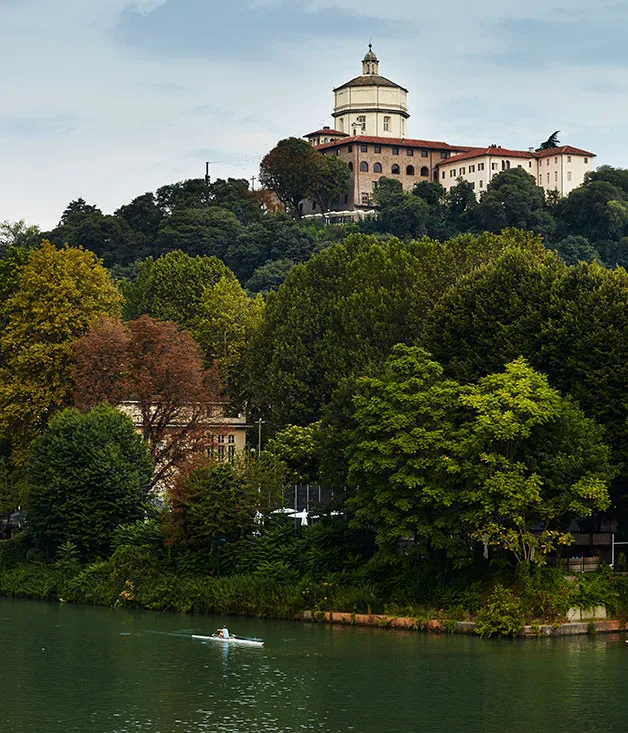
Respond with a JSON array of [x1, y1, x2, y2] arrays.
[[437, 147, 535, 165], [438, 144, 596, 166], [315, 135, 475, 152], [304, 129, 349, 138], [535, 145, 595, 158]]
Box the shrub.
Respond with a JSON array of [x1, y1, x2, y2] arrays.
[[475, 584, 525, 638]]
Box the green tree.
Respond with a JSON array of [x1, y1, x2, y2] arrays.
[[122, 250, 234, 326], [475, 168, 554, 237], [380, 195, 429, 239], [372, 177, 404, 209], [24, 405, 153, 558], [0, 241, 122, 454], [306, 155, 351, 213], [245, 259, 295, 294], [156, 207, 242, 259], [554, 235, 600, 265], [346, 347, 613, 565], [259, 137, 324, 216], [0, 220, 41, 254], [447, 178, 478, 233]]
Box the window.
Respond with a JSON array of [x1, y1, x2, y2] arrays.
[[567, 156, 571, 162], [547, 172, 550, 183], [479, 180, 483, 188], [407, 148, 414, 156], [228, 435, 235, 444], [478, 163, 485, 171], [335, 149, 340, 156], [517, 164, 521, 168], [538, 176, 543, 185], [392, 147, 399, 155], [218, 446, 225, 461], [529, 161, 532, 168], [555, 171, 558, 181], [547, 159, 550, 166], [450, 170, 456, 178], [361, 192, 369, 204], [360, 161, 369, 172], [360, 144, 368, 152], [323, 137, 328, 143], [567, 171, 572, 181], [555, 157, 558, 163], [374, 162, 382, 173], [420, 166, 429, 177], [357, 115, 366, 131], [374, 145, 381, 153], [470, 181, 475, 189], [348, 145, 353, 152], [406, 165, 415, 175], [440, 152, 448, 159], [347, 162, 353, 172], [584, 158, 589, 164], [372, 180, 378, 190], [491, 163, 497, 170], [422, 150, 428, 158], [469, 165, 475, 173], [228, 445, 235, 462], [383, 116, 390, 131], [391, 164, 400, 174], [442, 171, 446, 179], [460, 167, 465, 174]]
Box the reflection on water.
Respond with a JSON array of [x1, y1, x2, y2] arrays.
[[1, 597, 628, 732]]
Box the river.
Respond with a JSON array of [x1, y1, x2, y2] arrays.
[[1, 596, 628, 732]]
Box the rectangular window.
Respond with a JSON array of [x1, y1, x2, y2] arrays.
[[383, 116, 390, 131], [372, 180, 378, 190], [567, 156, 572, 162], [479, 180, 483, 188], [460, 167, 465, 174], [567, 171, 572, 181], [478, 163, 485, 171], [491, 163, 497, 170], [584, 158, 589, 164], [529, 161, 532, 167], [374, 145, 381, 153], [440, 152, 447, 159], [392, 147, 399, 155], [360, 144, 368, 152], [228, 435, 235, 444], [539, 176, 543, 185], [407, 148, 414, 156], [450, 170, 456, 177], [442, 171, 446, 179], [547, 159, 550, 166], [547, 173, 550, 183], [348, 145, 353, 152], [555, 170, 558, 181], [227, 445, 235, 463], [555, 157, 558, 163], [469, 165, 475, 173], [517, 164, 522, 168], [357, 115, 366, 132], [361, 192, 369, 204], [470, 181, 475, 189], [218, 446, 225, 461], [218, 435, 225, 444], [335, 149, 340, 156], [421, 150, 428, 158]]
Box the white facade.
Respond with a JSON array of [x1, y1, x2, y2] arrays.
[[437, 146, 595, 197]]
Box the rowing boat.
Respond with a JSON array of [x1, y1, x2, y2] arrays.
[[192, 634, 264, 647]]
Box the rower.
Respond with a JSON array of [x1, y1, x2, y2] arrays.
[[218, 626, 230, 639]]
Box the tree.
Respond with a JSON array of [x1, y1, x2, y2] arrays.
[[155, 179, 210, 214], [156, 207, 242, 259], [556, 181, 628, 246], [475, 168, 553, 238], [372, 177, 404, 209], [307, 155, 351, 212], [0, 241, 122, 455], [245, 258, 295, 294], [191, 277, 264, 393], [259, 137, 322, 216], [115, 192, 164, 239], [380, 195, 429, 239], [458, 358, 613, 563], [207, 178, 263, 225], [554, 235, 600, 265], [164, 454, 286, 552], [537, 131, 560, 151], [447, 179, 478, 233], [0, 220, 41, 254], [346, 346, 613, 565], [24, 405, 153, 559], [73, 315, 219, 489], [122, 250, 235, 326]]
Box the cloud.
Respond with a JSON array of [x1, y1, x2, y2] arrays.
[[114, 0, 395, 59], [0, 115, 75, 138]]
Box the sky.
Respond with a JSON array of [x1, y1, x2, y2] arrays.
[[1, 0, 627, 229]]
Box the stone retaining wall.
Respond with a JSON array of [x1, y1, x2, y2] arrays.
[[302, 610, 627, 637]]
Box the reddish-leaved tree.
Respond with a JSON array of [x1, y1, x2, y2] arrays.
[[73, 315, 222, 489]]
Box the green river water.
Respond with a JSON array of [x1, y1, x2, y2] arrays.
[[2, 596, 628, 732]]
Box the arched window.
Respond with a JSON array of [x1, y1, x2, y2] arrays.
[[374, 162, 382, 173], [420, 166, 429, 177], [406, 165, 415, 176], [348, 162, 353, 172], [360, 161, 369, 172], [391, 164, 400, 175]]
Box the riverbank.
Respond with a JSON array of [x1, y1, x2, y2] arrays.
[[302, 610, 627, 637]]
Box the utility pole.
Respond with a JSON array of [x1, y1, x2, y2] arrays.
[[250, 175, 256, 191], [205, 162, 211, 186]]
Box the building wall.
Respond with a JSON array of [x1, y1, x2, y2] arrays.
[[333, 85, 408, 138], [536, 153, 593, 196]]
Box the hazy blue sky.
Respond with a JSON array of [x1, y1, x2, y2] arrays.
[[1, 0, 625, 228]]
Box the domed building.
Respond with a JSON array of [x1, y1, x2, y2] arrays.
[[301, 46, 595, 216]]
